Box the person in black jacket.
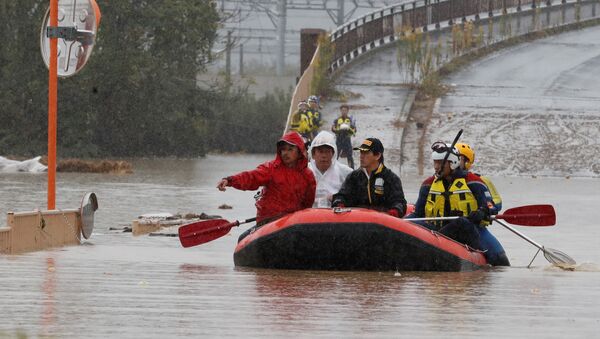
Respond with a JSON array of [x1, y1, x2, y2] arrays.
[[331, 138, 407, 217]]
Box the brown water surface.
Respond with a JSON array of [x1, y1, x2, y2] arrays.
[[1, 155, 598, 338]]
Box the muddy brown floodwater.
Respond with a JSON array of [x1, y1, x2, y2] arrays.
[[1, 155, 598, 338]]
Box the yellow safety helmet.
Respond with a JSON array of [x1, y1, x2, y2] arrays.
[[456, 142, 475, 170]]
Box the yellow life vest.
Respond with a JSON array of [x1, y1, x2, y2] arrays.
[[425, 177, 484, 228], [480, 175, 502, 208], [290, 111, 311, 135], [333, 117, 356, 135], [306, 109, 321, 129]]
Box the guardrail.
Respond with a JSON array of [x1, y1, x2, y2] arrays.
[[286, 0, 599, 132], [328, 0, 596, 72]]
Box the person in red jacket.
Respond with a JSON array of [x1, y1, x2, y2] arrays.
[[217, 131, 316, 240]]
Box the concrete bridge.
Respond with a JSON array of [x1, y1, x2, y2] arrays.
[[289, 0, 600, 178]]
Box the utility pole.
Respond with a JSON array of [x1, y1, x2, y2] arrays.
[[337, 0, 345, 26], [226, 30, 232, 79], [276, 0, 287, 76], [239, 44, 244, 76], [220, 0, 392, 74]]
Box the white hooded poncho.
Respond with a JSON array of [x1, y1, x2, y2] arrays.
[[308, 131, 353, 207]]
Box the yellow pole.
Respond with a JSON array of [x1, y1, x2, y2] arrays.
[[48, 0, 57, 210]]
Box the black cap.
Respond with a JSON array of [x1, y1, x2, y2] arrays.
[[354, 138, 384, 153]]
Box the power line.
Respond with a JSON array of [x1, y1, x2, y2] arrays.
[[215, 0, 394, 74]]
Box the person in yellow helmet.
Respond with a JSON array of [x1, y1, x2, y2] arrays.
[[456, 143, 502, 210], [455, 142, 509, 266], [306, 95, 322, 139], [290, 101, 312, 142], [407, 142, 487, 253]]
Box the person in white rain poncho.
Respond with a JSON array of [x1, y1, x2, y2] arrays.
[[308, 131, 353, 207]]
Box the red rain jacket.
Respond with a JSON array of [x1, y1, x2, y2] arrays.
[[227, 131, 316, 222]]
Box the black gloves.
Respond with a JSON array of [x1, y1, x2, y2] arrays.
[[468, 207, 490, 224]]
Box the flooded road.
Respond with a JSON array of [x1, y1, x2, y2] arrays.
[[1, 155, 599, 337], [433, 25, 600, 177]]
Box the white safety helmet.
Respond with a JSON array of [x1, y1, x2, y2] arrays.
[[431, 141, 460, 170], [308, 95, 318, 103]]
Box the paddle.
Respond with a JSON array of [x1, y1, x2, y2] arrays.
[[493, 218, 576, 268], [435, 129, 463, 179], [178, 217, 256, 248], [406, 204, 556, 226]]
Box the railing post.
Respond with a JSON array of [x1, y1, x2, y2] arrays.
[[435, 0, 441, 29], [424, 0, 430, 31], [412, 1, 417, 32]]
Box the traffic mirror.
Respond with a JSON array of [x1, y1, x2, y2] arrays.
[[40, 0, 101, 77]]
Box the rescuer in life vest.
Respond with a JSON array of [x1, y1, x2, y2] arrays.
[[306, 95, 322, 139], [331, 104, 356, 169], [406, 141, 510, 265], [455, 142, 510, 266], [290, 101, 313, 143]]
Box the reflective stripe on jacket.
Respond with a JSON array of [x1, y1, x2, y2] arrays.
[[332, 163, 407, 216], [332, 116, 356, 135], [407, 170, 494, 228], [425, 177, 483, 228], [290, 111, 312, 135], [306, 109, 322, 129], [480, 175, 502, 211]]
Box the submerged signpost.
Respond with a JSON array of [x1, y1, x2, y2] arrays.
[[41, 0, 101, 208], [0, 0, 101, 254]]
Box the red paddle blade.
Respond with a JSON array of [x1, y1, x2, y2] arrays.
[[178, 219, 235, 248], [496, 204, 556, 226]]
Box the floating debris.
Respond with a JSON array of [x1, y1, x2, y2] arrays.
[[149, 233, 177, 237], [0, 156, 47, 172], [184, 212, 221, 219], [132, 211, 222, 236], [218, 204, 233, 209], [55, 158, 133, 174], [109, 226, 132, 233]]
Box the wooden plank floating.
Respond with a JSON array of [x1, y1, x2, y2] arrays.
[[131, 213, 221, 236]]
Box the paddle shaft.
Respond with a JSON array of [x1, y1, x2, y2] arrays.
[[493, 218, 544, 250], [202, 217, 257, 234], [436, 129, 463, 178], [405, 215, 533, 225], [405, 204, 555, 227]]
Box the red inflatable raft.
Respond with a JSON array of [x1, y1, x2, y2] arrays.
[[234, 208, 487, 272]]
